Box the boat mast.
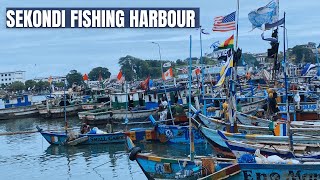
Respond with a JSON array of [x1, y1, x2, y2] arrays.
[[124, 79, 128, 125], [152, 42, 174, 125], [199, 26, 205, 114], [188, 35, 195, 161], [229, 0, 240, 133], [63, 79, 68, 135], [283, 12, 293, 152]]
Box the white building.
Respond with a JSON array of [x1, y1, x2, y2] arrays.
[[253, 52, 268, 64], [87, 80, 101, 88], [33, 76, 66, 83], [0, 71, 26, 86]]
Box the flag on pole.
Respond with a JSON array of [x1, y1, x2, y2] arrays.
[[162, 67, 173, 80], [48, 76, 52, 84], [83, 74, 89, 81], [210, 41, 220, 51], [201, 29, 210, 35], [248, 0, 279, 30], [212, 11, 236, 32], [218, 35, 234, 50], [117, 70, 125, 83], [117, 70, 123, 80], [163, 62, 172, 68], [140, 76, 150, 90], [215, 53, 234, 87], [193, 68, 201, 76]]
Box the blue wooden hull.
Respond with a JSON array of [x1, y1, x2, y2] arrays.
[[126, 137, 320, 180], [217, 130, 320, 160], [40, 131, 126, 145], [135, 154, 200, 179], [215, 163, 320, 180], [156, 124, 205, 144], [39, 127, 155, 145]]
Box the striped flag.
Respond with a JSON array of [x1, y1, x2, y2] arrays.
[[212, 11, 236, 32], [218, 35, 234, 50]]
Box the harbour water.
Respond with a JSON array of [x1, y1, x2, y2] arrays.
[[0, 117, 212, 180]]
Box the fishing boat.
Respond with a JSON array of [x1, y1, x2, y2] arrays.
[[37, 81, 157, 145], [217, 130, 320, 160], [37, 126, 157, 145], [127, 135, 320, 180], [37, 92, 82, 118], [79, 90, 158, 125], [0, 94, 39, 120], [149, 115, 205, 144]]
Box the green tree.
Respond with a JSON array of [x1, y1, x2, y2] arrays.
[[242, 53, 259, 67], [176, 59, 187, 66], [88, 67, 111, 81], [25, 80, 37, 91], [54, 81, 65, 88], [35, 81, 50, 92], [119, 55, 175, 80], [118, 55, 138, 81], [8, 81, 25, 92], [66, 70, 83, 87], [290, 45, 316, 64]]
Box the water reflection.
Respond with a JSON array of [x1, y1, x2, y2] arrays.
[[136, 141, 213, 158]]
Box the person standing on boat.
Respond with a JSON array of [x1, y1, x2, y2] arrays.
[[80, 123, 90, 134], [159, 97, 168, 121], [294, 91, 301, 110]]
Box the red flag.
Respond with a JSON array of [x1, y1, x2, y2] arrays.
[[117, 70, 123, 81], [195, 68, 201, 75], [162, 68, 173, 80], [83, 74, 88, 81], [141, 76, 150, 90]]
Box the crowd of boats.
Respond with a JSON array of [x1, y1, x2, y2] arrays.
[[2, 3, 320, 179], [1, 59, 319, 179]]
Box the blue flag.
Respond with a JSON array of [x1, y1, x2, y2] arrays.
[[248, 0, 279, 30]]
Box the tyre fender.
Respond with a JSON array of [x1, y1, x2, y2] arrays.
[[129, 147, 142, 161]]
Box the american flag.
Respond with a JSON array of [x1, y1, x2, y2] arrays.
[[212, 11, 236, 32]]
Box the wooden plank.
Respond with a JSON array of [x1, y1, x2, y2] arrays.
[[66, 136, 89, 146], [199, 164, 241, 180]]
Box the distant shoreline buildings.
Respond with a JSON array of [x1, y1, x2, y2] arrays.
[[33, 76, 66, 83], [0, 71, 26, 86]]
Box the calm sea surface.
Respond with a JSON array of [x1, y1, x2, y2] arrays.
[[0, 117, 212, 180]]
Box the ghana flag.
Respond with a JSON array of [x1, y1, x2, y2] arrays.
[[218, 35, 234, 50]]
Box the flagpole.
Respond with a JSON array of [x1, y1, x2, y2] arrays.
[[151, 42, 174, 125], [283, 12, 293, 152], [188, 35, 195, 161], [235, 0, 240, 49], [63, 79, 68, 135], [229, 0, 240, 133], [199, 26, 206, 115]]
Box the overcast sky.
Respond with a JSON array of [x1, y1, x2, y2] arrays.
[[0, 0, 319, 79]]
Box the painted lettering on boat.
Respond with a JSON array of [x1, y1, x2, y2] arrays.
[[243, 170, 320, 180], [89, 135, 125, 142], [155, 163, 164, 174], [278, 104, 318, 113], [159, 127, 203, 140]]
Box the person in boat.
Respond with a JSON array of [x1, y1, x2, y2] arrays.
[[80, 123, 91, 134], [159, 97, 168, 121], [268, 92, 279, 115]]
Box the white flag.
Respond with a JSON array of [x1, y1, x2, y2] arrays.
[[163, 62, 171, 68]]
